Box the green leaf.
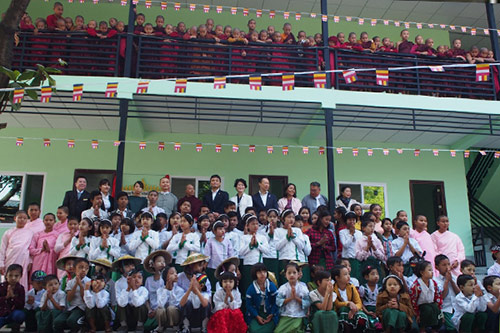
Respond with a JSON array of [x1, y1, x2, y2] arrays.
[[0, 67, 17, 81], [31, 77, 42, 87], [44, 67, 62, 74], [48, 78, 56, 87], [17, 70, 36, 82], [25, 89, 38, 101], [12, 70, 21, 81]]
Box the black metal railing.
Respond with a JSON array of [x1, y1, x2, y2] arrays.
[[12, 32, 498, 100], [466, 150, 497, 197]]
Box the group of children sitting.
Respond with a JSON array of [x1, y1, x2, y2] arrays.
[[0, 184, 500, 333]]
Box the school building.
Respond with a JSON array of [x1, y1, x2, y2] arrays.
[[1, 0, 500, 267]]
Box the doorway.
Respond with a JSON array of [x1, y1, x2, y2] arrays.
[[249, 175, 289, 199], [409, 180, 447, 233]]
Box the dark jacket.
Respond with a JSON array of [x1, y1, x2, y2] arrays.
[[251, 192, 279, 213], [0, 282, 25, 317], [202, 190, 229, 214], [62, 190, 91, 218]]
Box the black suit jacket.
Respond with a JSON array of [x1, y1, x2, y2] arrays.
[[62, 190, 91, 218], [202, 190, 229, 214], [251, 192, 279, 213]]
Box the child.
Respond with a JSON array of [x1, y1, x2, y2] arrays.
[[36, 274, 65, 332], [433, 254, 459, 332], [178, 253, 212, 332], [294, 216, 312, 282], [117, 218, 136, 257], [55, 216, 79, 279], [24, 270, 46, 332], [82, 190, 109, 220], [409, 260, 442, 332], [431, 215, 465, 276], [69, 217, 95, 258], [396, 210, 408, 222], [355, 217, 386, 283], [91, 258, 116, 308], [225, 211, 241, 257], [134, 13, 146, 34], [410, 215, 437, 271], [55, 206, 69, 233], [112, 255, 141, 323], [129, 211, 160, 263], [53, 257, 91, 332], [154, 266, 184, 332], [487, 244, 500, 277], [214, 257, 240, 291], [113, 191, 133, 218], [376, 275, 414, 331], [55, 256, 77, 291], [332, 264, 368, 332], [208, 271, 247, 333], [306, 210, 337, 272], [460, 260, 486, 292], [309, 270, 339, 333], [142, 190, 166, 218], [167, 214, 200, 271], [358, 266, 382, 330], [452, 274, 488, 332], [160, 212, 180, 251], [350, 204, 363, 231], [116, 268, 149, 331], [392, 221, 422, 276], [339, 212, 363, 280], [29, 212, 58, 275], [205, 220, 234, 289], [89, 219, 120, 262], [46, 1, 63, 30], [275, 262, 310, 333], [380, 217, 395, 258], [386, 256, 410, 291], [0, 264, 26, 330], [196, 214, 213, 255], [143, 250, 171, 332], [337, 258, 360, 288], [483, 275, 500, 333], [84, 274, 112, 332]]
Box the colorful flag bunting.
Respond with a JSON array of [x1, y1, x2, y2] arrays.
[[318, 147, 325, 155], [161, 2, 167, 10], [440, 24, 446, 29], [376, 70, 389, 86], [136, 81, 149, 94], [343, 70, 357, 84], [121, 0, 127, 6], [397, 149, 403, 154], [139, 142, 146, 150], [428, 24, 434, 28], [267, 146, 273, 154], [383, 149, 389, 156], [80, 0, 85, 3], [471, 28, 476, 36], [464, 150, 470, 158], [450, 150, 456, 157], [461, 26, 467, 33], [336, 147, 343, 154], [314, 73, 326, 88], [480, 150, 487, 156], [13, 88, 24, 104], [189, 4, 195, 11], [174, 142, 181, 151], [256, 9, 262, 17], [358, 18, 364, 25], [310, 13, 316, 18], [16, 138, 23, 146], [231, 7, 237, 15], [295, 13, 301, 20], [175, 79, 187, 93], [367, 149, 373, 156], [321, 15, 328, 22], [334, 16, 339, 23], [105, 82, 118, 98], [269, 11, 275, 19], [203, 5, 209, 13], [414, 149, 420, 157], [91, 140, 99, 149], [383, 20, 389, 26], [158, 142, 165, 151], [243, 8, 249, 16], [433, 149, 439, 156], [67, 139, 75, 148], [282, 146, 289, 155], [429, 66, 444, 72], [232, 144, 239, 152], [249, 75, 262, 90], [303, 146, 309, 154], [394, 21, 400, 27], [371, 19, 377, 26], [215, 144, 222, 152], [495, 152, 500, 159], [213, 77, 226, 89], [476, 64, 490, 81], [449, 25, 455, 30], [484, 29, 490, 35], [249, 145, 256, 152], [195, 143, 203, 152], [417, 23, 422, 29], [352, 148, 359, 157], [174, 3, 180, 11], [93, 0, 99, 4], [43, 138, 51, 147], [346, 16, 352, 22], [216, 6, 222, 13], [114, 140, 121, 146], [132, 0, 138, 4], [282, 74, 295, 91], [404, 22, 410, 29], [145, 0, 151, 8], [73, 84, 83, 101], [283, 12, 289, 19]]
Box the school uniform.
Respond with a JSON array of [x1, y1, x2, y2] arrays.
[[309, 288, 339, 333], [409, 278, 442, 329], [84, 289, 111, 329], [245, 279, 279, 333], [195, 230, 214, 255], [487, 262, 500, 277], [259, 225, 279, 281], [204, 237, 234, 288], [177, 272, 212, 331], [275, 282, 310, 333], [485, 291, 500, 333], [166, 232, 200, 269], [128, 229, 160, 262], [208, 288, 247, 332], [145, 276, 164, 311], [114, 231, 137, 257], [391, 237, 422, 276], [452, 291, 488, 332], [226, 230, 241, 259], [24, 288, 45, 332], [239, 233, 269, 295], [81, 208, 109, 221], [116, 285, 149, 329], [89, 236, 121, 262], [151, 283, 184, 330], [36, 290, 66, 332], [434, 273, 457, 331], [53, 276, 91, 331], [339, 229, 363, 280], [69, 236, 93, 258], [359, 284, 381, 329], [141, 206, 165, 218]]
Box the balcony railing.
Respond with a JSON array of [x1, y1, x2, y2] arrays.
[[13, 32, 498, 100]]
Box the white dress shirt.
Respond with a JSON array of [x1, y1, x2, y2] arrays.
[[391, 237, 422, 264], [116, 286, 149, 308], [239, 233, 269, 265], [274, 227, 306, 261], [452, 291, 488, 329], [166, 232, 201, 265], [128, 230, 160, 262], [25, 288, 45, 310], [156, 283, 184, 308], [434, 274, 457, 313], [66, 276, 91, 310], [259, 191, 268, 207], [69, 235, 94, 258], [84, 289, 110, 309], [39, 290, 66, 310], [339, 229, 363, 259]]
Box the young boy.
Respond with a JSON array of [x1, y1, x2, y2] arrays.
[[46, 1, 63, 30], [204, 221, 235, 290], [113, 191, 133, 218], [84, 274, 111, 332], [81, 190, 109, 220], [116, 268, 149, 331], [434, 254, 460, 332], [391, 221, 422, 276], [483, 275, 500, 333], [461, 259, 486, 292], [24, 270, 47, 332], [36, 274, 66, 332], [487, 245, 500, 277], [452, 274, 488, 332], [53, 258, 91, 332], [0, 264, 26, 331]]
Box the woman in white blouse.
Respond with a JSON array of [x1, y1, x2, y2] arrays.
[[230, 178, 253, 218], [99, 178, 115, 212], [277, 183, 302, 215]]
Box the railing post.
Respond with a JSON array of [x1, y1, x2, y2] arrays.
[[486, 2, 500, 100], [324, 108, 336, 213], [320, 0, 331, 89], [415, 58, 420, 95]]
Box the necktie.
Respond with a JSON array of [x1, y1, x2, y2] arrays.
[[77, 191, 81, 200]]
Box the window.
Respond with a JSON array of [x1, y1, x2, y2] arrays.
[[0, 173, 45, 223], [337, 182, 388, 218], [170, 176, 212, 200]]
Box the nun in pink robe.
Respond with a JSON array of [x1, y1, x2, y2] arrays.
[[29, 229, 59, 275], [25, 218, 45, 234], [0, 227, 34, 289], [410, 229, 438, 272], [54, 230, 76, 279], [54, 219, 69, 233], [431, 229, 465, 276]]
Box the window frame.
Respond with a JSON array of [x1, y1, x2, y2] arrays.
[[170, 175, 217, 197], [336, 180, 389, 216]]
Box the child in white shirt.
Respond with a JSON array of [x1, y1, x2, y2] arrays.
[[116, 268, 149, 332], [433, 254, 460, 331], [25, 270, 46, 332], [129, 212, 160, 263], [155, 267, 184, 332], [487, 245, 500, 277], [84, 274, 111, 332], [452, 274, 488, 332], [89, 219, 120, 262], [36, 274, 66, 332], [143, 250, 171, 332], [483, 275, 500, 333], [167, 214, 200, 270]]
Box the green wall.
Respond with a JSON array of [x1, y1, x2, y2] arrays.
[[479, 163, 500, 216]]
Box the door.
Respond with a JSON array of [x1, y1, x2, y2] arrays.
[[409, 180, 447, 232], [249, 175, 289, 199], [73, 169, 116, 194]]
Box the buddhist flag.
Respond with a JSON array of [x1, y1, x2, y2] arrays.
[[16, 138, 23, 146], [367, 149, 374, 156], [321, 15, 328, 22], [67, 139, 75, 148], [464, 150, 470, 158], [479, 150, 487, 156], [383, 20, 389, 26], [414, 149, 420, 157], [158, 142, 165, 151], [267, 146, 273, 154], [461, 26, 467, 33], [376, 70, 389, 86], [105, 82, 118, 98], [213, 77, 226, 89], [433, 149, 439, 156], [174, 79, 187, 93], [114, 140, 121, 146], [216, 6, 222, 13], [174, 3, 180, 10], [93, 0, 99, 4], [383, 149, 389, 156], [439, 24, 446, 29], [13, 88, 24, 104], [428, 24, 434, 28], [256, 9, 262, 17], [314, 73, 326, 88], [295, 13, 301, 20], [449, 25, 455, 30], [397, 149, 403, 154], [136, 81, 149, 94], [371, 19, 377, 26], [429, 66, 444, 72], [346, 16, 352, 22], [249, 145, 256, 152], [282, 74, 295, 91], [243, 8, 249, 16], [139, 142, 146, 150], [282, 146, 289, 155], [269, 11, 275, 19], [91, 140, 99, 149], [249, 75, 262, 90], [145, 0, 151, 8], [121, 0, 127, 6], [196, 143, 203, 152], [283, 12, 289, 19], [303, 146, 309, 154], [319, 147, 325, 155], [73, 84, 83, 101], [232, 144, 239, 152], [476, 64, 490, 81], [404, 22, 410, 29], [189, 4, 195, 11], [334, 16, 339, 23], [161, 2, 167, 10], [352, 148, 359, 157], [471, 28, 476, 36], [416, 23, 422, 29], [495, 152, 500, 159], [394, 21, 400, 27], [132, 0, 138, 4], [484, 29, 490, 35], [231, 7, 237, 15], [358, 18, 364, 25], [215, 144, 222, 152], [174, 142, 181, 151], [343, 70, 357, 84], [450, 150, 456, 157], [336, 147, 343, 154], [203, 5, 209, 13], [43, 138, 51, 147], [310, 13, 316, 18]]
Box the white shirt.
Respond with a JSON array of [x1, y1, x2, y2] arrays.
[[416, 278, 435, 305], [487, 262, 500, 277], [434, 274, 457, 313], [84, 289, 110, 309], [212, 189, 219, 201], [315, 195, 322, 208], [259, 191, 268, 207], [452, 292, 488, 329], [25, 288, 45, 310], [297, 233, 312, 263], [114, 231, 138, 257], [141, 206, 165, 218], [66, 276, 91, 310], [89, 236, 121, 261], [167, 232, 201, 265], [69, 235, 93, 258], [159, 230, 174, 250], [101, 193, 111, 211], [128, 230, 160, 262], [213, 288, 242, 312], [239, 233, 269, 265], [115, 276, 127, 303], [145, 276, 164, 310], [157, 283, 184, 309], [276, 282, 310, 318], [391, 237, 422, 264], [81, 208, 109, 220], [117, 286, 149, 308], [274, 227, 306, 261], [339, 229, 363, 259], [39, 290, 66, 310], [258, 226, 277, 259], [226, 230, 241, 258]]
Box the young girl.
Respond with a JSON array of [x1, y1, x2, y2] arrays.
[[128, 180, 148, 215], [143, 250, 171, 332], [275, 262, 310, 333], [306, 210, 337, 271], [350, 204, 363, 230], [275, 209, 307, 285], [205, 220, 235, 289], [89, 219, 120, 262], [396, 210, 408, 222], [332, 264, 368, 332], [370, 204, 384, 234], [380, 218, 395, 258], [409, 261, 442, 332], [116, 218, 136, 257], [154, 266, 184, 332], [410, 215, 438, 272], [355, 218, 386, 283], [0, 210, 34, 289], [376, 275, 414, 331], [167, 214, 200, 271], [29, 212, 59, 275], [159, 212, 180, 250], [196, 214, 213, 255], [208, 271, 247, 333], [214, 257, 240, 291], [298, 207, 312, 232], [55, 217, 79, 279], [84, 274, 112, 332], [69, 217, 95, 258], [431, 215, 465, 276], [339, 212, 363, 281], [259, 209, 279, 280], [392, 221, 423, 276], [309, 270, 339, 333], [358, 266, 382, 330], [55, 206, 69, 233], [129, 211, 160, 263]]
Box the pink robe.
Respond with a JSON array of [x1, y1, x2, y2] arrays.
[[29, 229, 59, 276], [0, 227, 34, 289], [54, 220, 69, 234], [410, 229, 438, 272], [25, 218, 45, 234], [54, 231, 75, 279], [431, 230, 465, 276]]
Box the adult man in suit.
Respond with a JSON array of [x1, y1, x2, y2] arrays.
[[62, 175, 91, 218], [251, 177, 278, 213], [202, 174, 229, 216]]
